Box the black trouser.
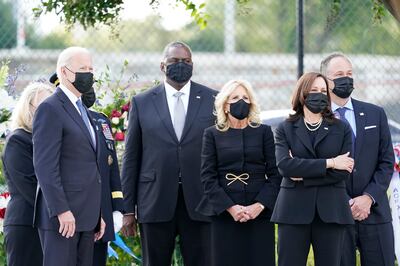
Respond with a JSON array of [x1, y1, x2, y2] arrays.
[[340, 222, 395, 266], [4, 225, 43, 266], [38, 229, 94, 266], [278, 213, 346, 266], [93, 241, 107, 266], [139, 186, 210, 266]]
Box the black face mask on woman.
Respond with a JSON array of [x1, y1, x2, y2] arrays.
[[165, 62, 193, 83], [304, 93, 329, 114], [65, 67, 94, 94], [332, 77, 354, 99], [229, 99, 250, 120]]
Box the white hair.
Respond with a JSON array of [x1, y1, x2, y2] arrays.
[[56, 46, 91, 84]]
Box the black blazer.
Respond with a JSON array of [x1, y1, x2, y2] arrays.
[[1, 129, 36, 226], [121, 82, 217, 223], [349, 99, 394, 224], [32, 88, 102, 231], [196, 125, 282, 217], [271, 117, 354, 225], [89, 111, 124, 242]]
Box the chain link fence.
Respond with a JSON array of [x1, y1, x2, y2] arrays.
[[0, 0, 399, 120]]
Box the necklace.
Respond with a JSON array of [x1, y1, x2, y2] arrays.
[[303, 117, 322, 131]]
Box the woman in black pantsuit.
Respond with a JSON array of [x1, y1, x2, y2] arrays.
[[196, 79, 282, 266], [271, 72, 355, 266], [2, 82, 53, 266]]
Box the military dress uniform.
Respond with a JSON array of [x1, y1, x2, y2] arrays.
[[90, 111, 124, 266]]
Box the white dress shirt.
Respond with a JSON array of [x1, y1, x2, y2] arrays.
[[164, 81, 191, 127], [59, 84, 96, 141], [331, 99, 357, 137]]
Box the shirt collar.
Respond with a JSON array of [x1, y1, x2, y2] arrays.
[[331, 98, 354, 112], [164, 80, 191, 98], [59, 84, 80, 105]]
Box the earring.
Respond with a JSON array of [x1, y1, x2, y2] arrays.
[[224, 110, 228, 114]]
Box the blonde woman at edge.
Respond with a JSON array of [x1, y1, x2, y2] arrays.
[[196, 79, 282, 266], [2, 82, 53, 266]]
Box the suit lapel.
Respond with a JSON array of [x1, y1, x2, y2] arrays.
[[56, 88, 96, 151], [352, 99, 366, 159], [180, 83, 202, 142], [294, 118, 316, 157], [152, 85, 179, 143], [313, 120, 330, 149], [86, 110, 99, 151]]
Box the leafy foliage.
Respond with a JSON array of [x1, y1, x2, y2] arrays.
[[32, 0, 388, 32]]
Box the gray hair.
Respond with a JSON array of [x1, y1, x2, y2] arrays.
[[56, 46, 91, 84], [320, 52, 352, 76], [162, 41, 192, 61]]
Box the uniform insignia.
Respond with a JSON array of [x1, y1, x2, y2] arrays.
[[102, 123, 114, 140], [108, 155, 113, 165]]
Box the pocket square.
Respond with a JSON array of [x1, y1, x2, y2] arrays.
[[365, 125, 377, 130]]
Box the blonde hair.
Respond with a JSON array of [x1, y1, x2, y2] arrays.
[[11, 82, 54, 132], [56, 46, 91, 84], [214, 79, 261, 132]]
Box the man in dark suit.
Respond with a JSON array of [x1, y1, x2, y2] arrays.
[[321, 52, 395, 266], [49, 72, 125, 266], [121, 41, 216, 266], [33, 47, 105, 266]]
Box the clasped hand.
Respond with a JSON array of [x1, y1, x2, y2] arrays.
[[227, 203, 263, 223]]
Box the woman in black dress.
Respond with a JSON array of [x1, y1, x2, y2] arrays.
[[196, 79, 281, 266], [271, 72, 354, 266], [2, 82, 53, 266]]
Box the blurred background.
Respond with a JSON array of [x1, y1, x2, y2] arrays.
[[0, 0, 399, 120]]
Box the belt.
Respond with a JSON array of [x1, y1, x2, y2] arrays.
[[225, 173, 250, 186]]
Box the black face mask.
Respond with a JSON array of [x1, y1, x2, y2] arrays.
[[165, 62, 193, 84], [66, 67, 94, 93], [305, 93, 329, 114], [229, 99, 250, 120], [82, 87, 96, 108], [332, 77, 354, 99]]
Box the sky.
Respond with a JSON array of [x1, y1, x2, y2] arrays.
[[22, 0, 205, 34]]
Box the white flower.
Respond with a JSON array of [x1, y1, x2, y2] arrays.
[[111, 117, 120, 125], [0, 194, 10, 209], [111, 127, 117, 134], [0, 89, 16, 110]]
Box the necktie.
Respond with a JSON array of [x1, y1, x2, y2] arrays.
[[337, 107, 355, 156], [76, 99, 96, 148], [173, 91, 186, 141]]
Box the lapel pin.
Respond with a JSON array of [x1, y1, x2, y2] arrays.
[[360, 112, 364, 116], [196, 96, 201, 99]]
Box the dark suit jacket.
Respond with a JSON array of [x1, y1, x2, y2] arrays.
[[271, 117, 354, 225], [350, 99, 394, 224], [89, 111, 124, 242], [32, 87, 102, 231], [2, 129, 36, 226], [121, 81, 217, 223], [196, 125, 282, 218]]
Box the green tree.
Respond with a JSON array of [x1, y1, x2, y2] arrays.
[[0, 0, 17, 49]]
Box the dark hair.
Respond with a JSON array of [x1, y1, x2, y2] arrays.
[[162, 41, 192, 60], [288, 72, 335, 123]]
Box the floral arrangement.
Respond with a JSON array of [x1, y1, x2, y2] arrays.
[[0, 60, 24, 138], [93, 60, 136, 143], [394, 144, 400, 172], [0, 192, 10, 225]]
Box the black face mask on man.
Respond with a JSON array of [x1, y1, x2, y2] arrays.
[[332, 77, 354, 99], [65, 67, 94, 94], [82, 87, 96, 108], [229, 99, 250, 120], [165, 62, 193, 83], [305, 93, 329, 114]]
